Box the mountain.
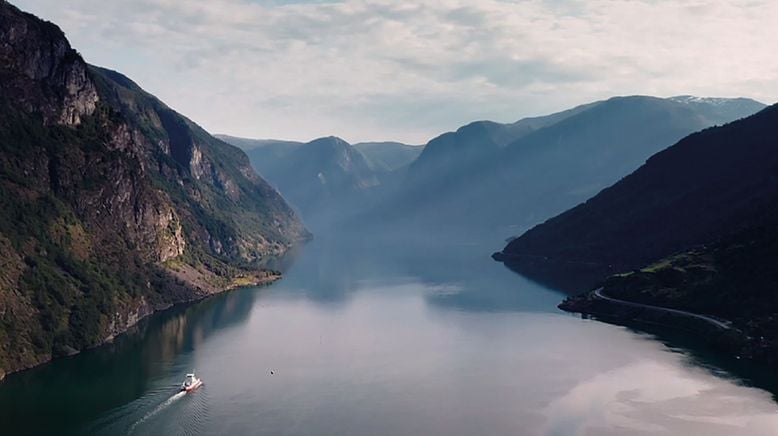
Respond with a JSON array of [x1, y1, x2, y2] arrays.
[[556, 214, 778, 362], [220, 136, 421, 178], [216, 136, 304, 178], [0, 1, 307, 379], [352, 141, 422, 172], [219, 136, 426, 231], [219, 135, 387, 229], [369, 103, 599, 230], [222, 96, 764, 237], [667, 95, 768, 122], [502, 103, 778, 362], [384, 96, 765, 233], [496, 103, 778, 292], [405, 102, 599, 185]]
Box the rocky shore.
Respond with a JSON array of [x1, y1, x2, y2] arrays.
[[0, 271, 281, 382]]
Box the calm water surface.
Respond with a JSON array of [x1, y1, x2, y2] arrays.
[[2, 235, 778, 435]]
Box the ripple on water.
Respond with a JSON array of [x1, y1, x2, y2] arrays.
[[82, 384, 208, 436]]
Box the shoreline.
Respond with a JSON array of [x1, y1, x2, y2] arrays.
[[558, 289, 756, 361], [0, 272, 282, 383]]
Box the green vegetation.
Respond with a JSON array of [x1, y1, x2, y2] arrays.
[[0, 3, 305, 376], [597, 214, 778, 363], [0, 97, 260, 370]]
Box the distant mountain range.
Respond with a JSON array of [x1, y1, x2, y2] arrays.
[[218, 135, 422, 229], [0, 1, 306, 379], [216, 135, 422, 173], [222, 96, 765, 237], [379, 95, 765, 232]]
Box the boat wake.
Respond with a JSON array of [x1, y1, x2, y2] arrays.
[[127, 391, 186, 435]]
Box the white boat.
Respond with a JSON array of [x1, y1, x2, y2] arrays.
[[181, 372, 203, 392]]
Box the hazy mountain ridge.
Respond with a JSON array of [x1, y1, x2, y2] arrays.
[[352, 141, 422, 172], [218, 135, 422, 175], [0, 1, 307, 379], [405, 102, 601, 179], [214, 134, 302, 152], [226, 96, 764, 238], [218, 135, 394, 230], [380, 95, 765, 232]]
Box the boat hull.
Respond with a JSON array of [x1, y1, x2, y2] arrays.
[[182, 380, 203, 392]]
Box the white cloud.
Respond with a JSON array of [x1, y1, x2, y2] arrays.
[[14, 0, 778, 143]]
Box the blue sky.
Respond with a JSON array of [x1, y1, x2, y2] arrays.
[[15, 0, 778, 143]]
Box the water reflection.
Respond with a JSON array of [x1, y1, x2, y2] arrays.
[[279, 233, 566, 312], [1, 234, 777, 436], [0, 284, 267, 436]]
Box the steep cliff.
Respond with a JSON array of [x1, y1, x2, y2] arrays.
[[0, 1, 308, 379]]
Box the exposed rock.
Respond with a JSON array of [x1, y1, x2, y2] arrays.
[[0, 2, 98, 126], [105, 296, 154, 343], [0, 1, 308, 379]]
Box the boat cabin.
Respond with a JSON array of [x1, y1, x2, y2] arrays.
[[183, 373, 196, 388]]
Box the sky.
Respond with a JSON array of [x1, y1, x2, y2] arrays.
[[15, 0, 778, 144]]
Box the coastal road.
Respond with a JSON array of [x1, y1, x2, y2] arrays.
[[592, 288, 733, 331]]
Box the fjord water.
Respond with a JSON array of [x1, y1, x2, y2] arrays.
[[2, 234, 778, 436]]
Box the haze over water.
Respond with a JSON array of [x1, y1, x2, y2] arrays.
[[2, 233, 777, 436]]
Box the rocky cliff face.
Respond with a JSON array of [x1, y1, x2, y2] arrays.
[[0, 1, 308, 379], [0, 3, 97, 126]]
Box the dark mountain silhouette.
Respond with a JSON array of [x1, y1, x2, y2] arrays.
[[510, 103, 778, 363], [497, 103, 778, 292]]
